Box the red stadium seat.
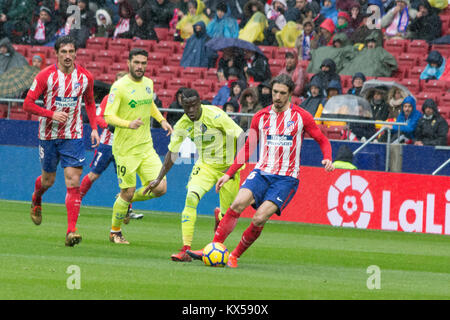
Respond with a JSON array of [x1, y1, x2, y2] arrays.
[[166, 53, 183, 66], [258, 46, 275, 59], [430, 44, 450, 53], [108, 38, 132, 51], [155, 65, 182, 79], [154, 41, 177, 54], [204, 68, 218, 81], [422, 80, 447, 93], [157, 89, 177, 102], [406, 40, 429, 55], [86, 61, 108, 74], [86, 37, 108, 50], [29, 46, 52, 58], [399, 78, 420, 94], [95, 50, 120, 63], [438, 105, 450, 119], [96, 73, 116, 84], [441, 93, 450, 105], [9, 109, 30, 120], [76, 48, 96, 62], [181, 67, 204, 79], [191, 79, 215, 93], [108, 62, 128, 75], [415, 92, 440, 106], [152, 77, 167, 91], [273, 47, 291, 60], [130, 39, 156, 53], [12, 44, 29, 57], [0, 104, 8, 118], [167, 78, 191, 89], [398, 53, 420, 67], [154, 28, 169, 41], [384, 39, 407, 55], [409, 66, 426, 78], [147, 52, 167, 65]]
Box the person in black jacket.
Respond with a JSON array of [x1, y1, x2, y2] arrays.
[[414, 99, 448, 146], [407, 0, 442, 42], [243, 49, 272, 83], [130, 8, 159, 40], [310, 58, 342, 97], [149, 0, 174, 28], [31, 6, 58, 46]]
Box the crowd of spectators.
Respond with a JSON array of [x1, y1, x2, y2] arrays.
[[0, 0, 449, 145]]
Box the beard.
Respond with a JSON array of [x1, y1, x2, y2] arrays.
[[130, 68, 144, 80]]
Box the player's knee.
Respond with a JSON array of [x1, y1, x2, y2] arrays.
[[41, 174, 55, 188], [252, 215, 267, 228], [185, 191, 200, 208], [230, 200, 246, 213]]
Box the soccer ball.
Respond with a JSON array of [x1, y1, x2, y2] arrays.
[[202, 242, 229, 267]]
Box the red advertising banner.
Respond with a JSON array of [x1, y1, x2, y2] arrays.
[[240, 165, 450, 235]]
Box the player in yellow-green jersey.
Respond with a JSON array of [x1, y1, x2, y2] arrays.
[[144, 88, 245, 261], [104, 48, 173, 244]]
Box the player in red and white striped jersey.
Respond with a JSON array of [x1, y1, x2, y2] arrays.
[[23, 36, 100, 247], [188, 74, 335, 267]]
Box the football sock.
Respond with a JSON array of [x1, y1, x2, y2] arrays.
[[181, 192, 200, 247], [213, 208, 240, 243], [111, 195, 130, 232], [66, 187, 81, 234], [33, 175, 48, 204], [131, 186, 157, 202], [232, 222, 264, 258], [80, 175, 93, 199]]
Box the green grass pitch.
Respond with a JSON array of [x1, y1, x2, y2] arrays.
[[1, 200, 449, 300]]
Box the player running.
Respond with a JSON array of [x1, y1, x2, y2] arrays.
[[104, 48, 173, 244], [24, 36, 100, 247], [144, 88, 245, 261], [79, 71, 143, 223], [187, 74, 335, 267]]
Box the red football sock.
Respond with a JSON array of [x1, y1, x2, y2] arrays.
[[33, 176, 48, 204], [213, 208, 240, 243], [66, 187, 81, 234], [232, 222, 264, 258], [80, 175, 93, 199]]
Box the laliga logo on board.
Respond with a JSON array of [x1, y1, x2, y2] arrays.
[[327, 172, 374, 229]]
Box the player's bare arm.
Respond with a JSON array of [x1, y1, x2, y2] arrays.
[[215, 174, 231, 193], [160, 119, 173, 136], [144, 150, 178, 195]]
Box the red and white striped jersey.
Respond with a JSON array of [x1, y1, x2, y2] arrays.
[[25, 64, 95, 140], [97, 94, 113, 146], [227, 104, 332, 179]]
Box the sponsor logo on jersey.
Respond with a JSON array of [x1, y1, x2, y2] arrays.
[[267, 134, 293, 147]]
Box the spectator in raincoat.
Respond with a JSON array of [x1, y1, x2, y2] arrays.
[[389, 95, 422, 142], [277, 49, 308, 97], [206, 2, 239, 38], [340, 30, 398, 77], [310, 18, 335, 49], [239, 10, 268, 44], [420, 50, 447, 81], [176, 0, 210, 40], [414, 98, 449, 146], [407, 0, 442, 42], [180, 21, 215, 68], [0, 37, 28, 75]]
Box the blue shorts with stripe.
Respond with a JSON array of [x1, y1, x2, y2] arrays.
[[39, 139, 85, 173], [241, 169, 299, 215], [90, 143, 115, 175]]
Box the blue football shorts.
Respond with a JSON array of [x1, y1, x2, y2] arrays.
[[241, 169, 299, 215], [39, 139, 86, 173], [90, 143, 115, 175]]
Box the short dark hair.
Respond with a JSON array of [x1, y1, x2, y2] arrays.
[[54, 36, 77, 52], [128, 48, 148, 61], [216, 2, 228, 12], [181, 88, 200, 101], [270, 74, 295, 93]]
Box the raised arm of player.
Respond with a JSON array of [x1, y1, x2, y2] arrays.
[[301, 108, 334, 172], [24, 73, 68, 122]]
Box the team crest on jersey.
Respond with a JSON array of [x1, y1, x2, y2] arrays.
[[108, 93, 115, 103], [146, 86, 152, 95], [200, 123, 207, 134], [287, 120, 295, 128]]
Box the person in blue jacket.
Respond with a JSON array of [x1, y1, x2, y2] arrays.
[[390, 95, 422, 143], [206, 2, 239, 39]]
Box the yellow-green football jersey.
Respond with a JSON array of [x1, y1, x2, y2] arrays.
[[168, 105, 243, 169], [104, 75, 163, 157]]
